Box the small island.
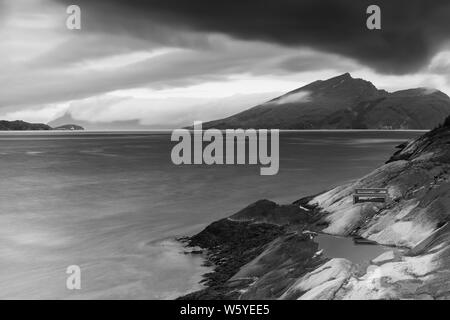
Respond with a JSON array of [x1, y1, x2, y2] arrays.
[[0, 120, 84, 131], [52, 124, 85, 131]]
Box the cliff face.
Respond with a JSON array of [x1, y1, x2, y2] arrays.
[[182, 117, 450, 300]]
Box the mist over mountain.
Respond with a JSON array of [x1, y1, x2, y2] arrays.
[[48, 113, 156, 131], [202, 73, 450, 130]]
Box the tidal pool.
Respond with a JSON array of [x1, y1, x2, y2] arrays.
[[314, 233, 394, 269]]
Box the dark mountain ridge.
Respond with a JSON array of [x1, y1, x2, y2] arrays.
[[202, 73, 450, 130], [0, 120, 84, 131], [0, 120, 52, 131]]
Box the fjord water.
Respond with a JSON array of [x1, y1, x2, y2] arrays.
[[0, 131, 422, 299]]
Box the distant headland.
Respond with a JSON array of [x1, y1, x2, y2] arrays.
[[0, 120, 84, 131]]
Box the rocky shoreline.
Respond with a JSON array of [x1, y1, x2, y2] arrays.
[[178, 200, 328, 299], [179, 117, 450, 300]]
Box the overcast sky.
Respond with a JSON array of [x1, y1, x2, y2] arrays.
[[1, 0, 450, 128]]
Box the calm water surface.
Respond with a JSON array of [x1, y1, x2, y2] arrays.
[[0, 131, 423, 299]]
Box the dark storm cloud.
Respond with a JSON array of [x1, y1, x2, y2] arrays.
[[0, 41, 291, 107], [55, 0, 450, 74], [276, 54, 358, 74]]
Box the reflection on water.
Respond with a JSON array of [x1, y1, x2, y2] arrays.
[[314, 233, 394, 273], [0, 131, 422, 299]]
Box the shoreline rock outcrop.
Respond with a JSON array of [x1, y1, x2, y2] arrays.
[[180, 117, 450, 300]]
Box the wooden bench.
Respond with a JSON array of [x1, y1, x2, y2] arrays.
[[353, 188, 388, 204]]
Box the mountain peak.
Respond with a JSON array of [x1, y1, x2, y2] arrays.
[[335, 72, 352, 79], [300, 72, 380, 100], [201, 73, 450, 130], [319, 73, 354, 84]]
